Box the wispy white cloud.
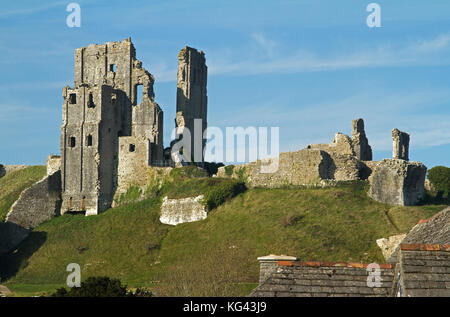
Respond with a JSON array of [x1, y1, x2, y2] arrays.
[[151, 32, 450, 83], [209, 88, 450, 156], [207, 32, 450, 77], [0, 1, 68, 18]]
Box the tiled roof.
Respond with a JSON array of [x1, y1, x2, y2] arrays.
[[249, 261, 395, 297], [392, 244, 450, 297], [387, 206, 450, 263]]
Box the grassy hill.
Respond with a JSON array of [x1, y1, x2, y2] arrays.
[[0, 167, 446, 297], [0, 166, 46, 221]]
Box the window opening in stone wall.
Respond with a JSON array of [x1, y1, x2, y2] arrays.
[[69, 93, 77, 104], [110, 64, 116, 72], [87, 135, 93, 146], [88, 93, 95, 108], [136, 84, 143, 105], [129, 144, 135, 152], [69, 137, 76, 148]]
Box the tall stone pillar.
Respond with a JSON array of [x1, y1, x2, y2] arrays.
[[392, 129, 409, 161], [175, 46, 208, 163], [351, 118, 372, 161]]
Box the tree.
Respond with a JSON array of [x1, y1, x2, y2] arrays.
[[427, 166, 450, 196], [51, 276, 151, 297]]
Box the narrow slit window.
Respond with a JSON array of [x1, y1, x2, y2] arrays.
[[88, 93, 95, 108], [129, 144, 135, 152], [110, 64, 116, 72], [69, 137, 76, 148], [87, 135, 93, 146]]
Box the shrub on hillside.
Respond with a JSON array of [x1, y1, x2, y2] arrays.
[[427, 166, 450, 196], [203, 162, 225, 176], [169, 165, 208, 180], [202, 179, 246, 211], [51, 276, 153, 297], [224, 165, 235, 176]]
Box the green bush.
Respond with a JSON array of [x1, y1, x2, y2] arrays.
[[114, 185, 143, 206], [169, 166, 208, 180], [52, 276, 128, 297], [235, 166, 247, 183], [203, 162, 225, 176], [224, 165, 235, 176], [51, 276, 154, 297], [202, 180, 246, 211], [427, 166, 450, 196]]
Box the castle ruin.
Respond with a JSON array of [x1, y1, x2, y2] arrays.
[[175, 47, 208, 163], [392, 128, 410, 161], [60, 39, 207, 215]]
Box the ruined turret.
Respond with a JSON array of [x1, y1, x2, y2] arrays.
[[392, 128, 409, 161], [351, 118, 372, 161], [175, 47, 208, 163]]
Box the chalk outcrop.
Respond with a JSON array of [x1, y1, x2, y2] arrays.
[[159, 195, 207, 225], [376, 234, 407, 261]]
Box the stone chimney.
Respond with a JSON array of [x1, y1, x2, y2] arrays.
[[392, 129, 410, 161], [257, 255, 298, 284]]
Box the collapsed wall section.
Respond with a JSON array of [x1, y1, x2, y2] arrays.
[[368, 159, 426, 206], [6, 171, 62, 229]]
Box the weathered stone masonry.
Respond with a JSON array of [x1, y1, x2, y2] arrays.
[[175, 47, 208, 163], [60, 39, 208, 215], [60, 38, 165, 215]]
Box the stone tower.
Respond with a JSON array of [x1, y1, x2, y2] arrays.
[[175, 46, 208, 163], [60, 38, 164, 215], [351, 118, 372, 161], [392, 128, 409, 161]]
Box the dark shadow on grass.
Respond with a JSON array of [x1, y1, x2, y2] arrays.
[[0, 231, 47, 281], [417, 191, 450, 206]]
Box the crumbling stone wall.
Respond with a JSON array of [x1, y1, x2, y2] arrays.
[[351, 118, 372, 161], [0, 165, 28, 178], [175, 47, 208, 162], [307, 132, 354, 156], [46, 155, 61, 176], [392, 129, 409, 161], [6, 171, 62, 229], [61, 38, 165, 216], [217, 149, 334, 188], [159, 195, 207, 225], [368, 159, 426, 206]]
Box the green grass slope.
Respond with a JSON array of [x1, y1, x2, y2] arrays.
[[0, 179, 445, 297], [0, 166, 46, 221]]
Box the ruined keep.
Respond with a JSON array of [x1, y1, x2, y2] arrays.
[[60, 39, 207, 215], [175, 47, 208, 163], [392, 128, 409, 161]]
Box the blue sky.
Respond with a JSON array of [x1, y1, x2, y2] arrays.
[[0, 0, 449, 168]]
